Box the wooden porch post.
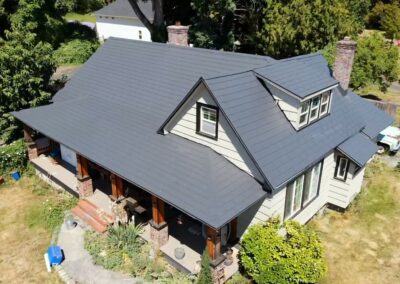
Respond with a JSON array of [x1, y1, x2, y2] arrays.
[[151, 195, 166, 225], [229, 218, 238, 244], [23, 125, 38, 160], [111, 173, 124, 198], [150, 195, 168, 246], [76, 154, 93, 198], [206, 226, 222, 261]]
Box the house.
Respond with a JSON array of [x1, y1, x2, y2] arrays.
[[12, 26, 392, 281], [95, 0, 153, 42]]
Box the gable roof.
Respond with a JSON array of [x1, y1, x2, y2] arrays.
[[95, 0, 154, 21], [337, 132, 378, 167], [254, 53, 338, 99], [12, 38, 392, 227]]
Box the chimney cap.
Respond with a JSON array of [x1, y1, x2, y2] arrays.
[[337, 36, 357, 47]]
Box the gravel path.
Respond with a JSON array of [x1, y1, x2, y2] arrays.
[[57, 222, 137, 284]]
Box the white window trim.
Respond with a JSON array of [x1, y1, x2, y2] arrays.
[[309, 96, 321, 122], [335, 157, 349, 180], [319, 92, 330, 116], [297, 91, 331, 128], [298, 102, 310, 127], [200, 106, 217, 136]]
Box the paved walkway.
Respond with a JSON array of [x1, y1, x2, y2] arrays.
[[57, 222, 136, 284]]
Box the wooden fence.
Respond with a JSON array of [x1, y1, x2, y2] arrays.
[[366, 99, 399, 119]]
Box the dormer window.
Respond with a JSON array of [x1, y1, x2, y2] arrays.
[[196, 103, 218, 139], [297, 91, 331, 129]]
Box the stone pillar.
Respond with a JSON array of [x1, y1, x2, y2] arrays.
[[167, 21, 189, 46], [150, 196, 168, 246], [24, 125, 38, 160], [333, 36, 357, 91], [76, 154, 93, 198]]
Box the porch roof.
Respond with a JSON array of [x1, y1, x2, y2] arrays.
[[337, 132, 378, 167], [13, 96, 266, 229]]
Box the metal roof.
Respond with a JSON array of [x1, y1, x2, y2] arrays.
[[12, 38, 392, 225], [95, 0, 154, 21], [254, 54, 338, 99], [13, 97, 266, 229], [202, 73, 368, 190], [337, 133, 378, 167]]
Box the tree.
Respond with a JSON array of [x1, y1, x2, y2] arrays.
[[128, 0, 165, 42], [0, 30, 55, 142], [197, 249, 213, 284], [369, 1, 400, 39], [240, 219, 327, 284], [256, 0, 359, 58]]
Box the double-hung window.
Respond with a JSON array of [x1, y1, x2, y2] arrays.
[[196, 103, 218, 139], [299, 102, 310, 127], [320, 92, 330, 116], [335, 156, 349, 181], [284, 162, 323, 219], [309, 96, 321, 122]]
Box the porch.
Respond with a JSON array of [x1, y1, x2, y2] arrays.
[[25, 130, 240, 280]]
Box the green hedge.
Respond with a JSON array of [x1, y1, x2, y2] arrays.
[[0, 139, 27, 174], [54, 39, 99, 65], [240, 219, 327, 284]]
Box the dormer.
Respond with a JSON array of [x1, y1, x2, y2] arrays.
[[159, 78, 265, 182], [254, 54, 339, 130]]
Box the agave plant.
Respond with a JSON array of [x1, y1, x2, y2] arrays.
[[107, 223, 144, 250]]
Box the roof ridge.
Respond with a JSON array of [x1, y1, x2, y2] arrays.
[[107, 37, 274, 61], [279, 52, 323, 62]]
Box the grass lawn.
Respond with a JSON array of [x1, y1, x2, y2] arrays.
[[0, 172, 77, 283], [63, 12, 96, 23], [309, 158, 400, 284]]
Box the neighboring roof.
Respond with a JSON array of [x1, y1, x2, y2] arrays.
[[13, 97, 266, 229], [95, 0, 154, 21], [338, 133, 378, 167], [254, 53, 338, 99]]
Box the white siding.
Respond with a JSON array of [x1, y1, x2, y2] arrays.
[[237, 151, 366, 236], [324, 151, 366, 208], [96, 16, 151, 42], [268, 84, 301, 128], [166, 83, 264, 181]]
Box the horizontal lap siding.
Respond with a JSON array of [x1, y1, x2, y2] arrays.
[[170, 86, 263, 180]]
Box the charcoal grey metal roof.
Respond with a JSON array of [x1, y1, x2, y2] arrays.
[[337, 133, 378, 167], [254, 53, 338, 99], [13, 38, 392, 220], [13, 97, 266, 229], [95, 0, 154, 21], [201, 73, 366, 189]]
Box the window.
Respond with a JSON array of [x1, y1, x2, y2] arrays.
[[335, 156, 349, 181], [320, 92, 330, 115], [309, 96, 321, 122], [297, 91, 331, 128], [284, 162, 323, 219], [138, 30, 142, 40], [196, 103, 218, 139], [299, 102, 310, 127]]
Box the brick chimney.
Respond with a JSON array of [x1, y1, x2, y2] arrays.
[[167, 21, 189, 46], [333, 37, 357, 90]]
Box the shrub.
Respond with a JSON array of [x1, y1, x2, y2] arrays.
[[240, 219, 327, 284], [0, 139, 28, 174], [197, 249, 213, 284], [54, 39, 99, 65], [63, 22, 97, 41]]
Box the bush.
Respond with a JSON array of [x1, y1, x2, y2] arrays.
[[240, 219, 327, 284], [54, 39, 99, 65], [197, 249, 213, 284], [0, 139, 28, 174], [63, 22, 97, 41]]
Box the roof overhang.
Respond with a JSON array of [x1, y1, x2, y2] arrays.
[[337, 132, 378, 167]]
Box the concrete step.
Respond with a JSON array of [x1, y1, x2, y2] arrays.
[[72, 206, 108, 233]]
